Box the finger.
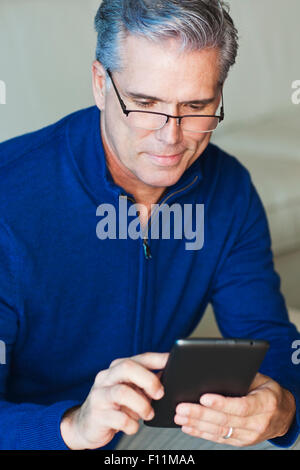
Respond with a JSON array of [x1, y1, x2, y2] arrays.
[[177, 402, 274, 436], [130, 382, 154, 402], [119, 405, 140, 422], [99, 409, 140, 436], [129, 382, 159, 411], [199, 392, 266, 417], [175, 413, 232, 437], [176, 413, 258, 443], [248, 372, 269, 391], [105, 356, 167, 400], [113, 399, 141, 421], [110, 352, 170, 371], [181, 425, 259, 447], [104, 384, 154, 421], [175, 403, 246, 429], [156, 371, 163, 380]]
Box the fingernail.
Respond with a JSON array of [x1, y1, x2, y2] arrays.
[[201, 396, 212, 406], [155, 388, 164, 399], [182, 426, 193, 434], [175, 415, 188, 425], [146, 410, 154, 420], [177, 406, 188, 416]]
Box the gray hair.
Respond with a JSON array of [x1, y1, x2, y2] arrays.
[[94, 0, 239, 85]]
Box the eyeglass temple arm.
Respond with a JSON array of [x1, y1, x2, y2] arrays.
[[106, 69, 128, 114], [220, 87, 224, 121]]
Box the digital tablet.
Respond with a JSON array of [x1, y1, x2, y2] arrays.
[[144, 338, 269, 428]]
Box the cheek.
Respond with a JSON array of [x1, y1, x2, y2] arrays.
[[105, 117, 149, 165], [105, 100, 149, 147], [184, 134, 208, 152], [183, 133, 211, 167]]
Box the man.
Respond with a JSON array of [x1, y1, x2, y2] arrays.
[[0, 0, 299, 451]]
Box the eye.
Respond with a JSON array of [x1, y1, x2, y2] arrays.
[[188, 104, 205, 112], [133, 101, 154, 109]]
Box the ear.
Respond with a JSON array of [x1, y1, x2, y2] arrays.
[[92, 60, 107, 111]]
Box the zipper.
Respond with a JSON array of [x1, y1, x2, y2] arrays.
[[145, 175, 199, 237], [120, 193, 152, 259], [120, 174, 199, 259], [142, 238, 152, 259], [121, 175, 199, 354]]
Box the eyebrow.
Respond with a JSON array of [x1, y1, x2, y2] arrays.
[[124, 91, 216, 106]]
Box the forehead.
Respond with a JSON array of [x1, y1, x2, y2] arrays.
[[117, 34, 221, 98]]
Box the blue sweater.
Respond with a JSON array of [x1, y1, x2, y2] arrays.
[[0, 106, 299, 450]]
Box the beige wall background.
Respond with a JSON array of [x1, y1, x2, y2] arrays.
[[0, 0, 299, 142], [0, 1, 300, 324]]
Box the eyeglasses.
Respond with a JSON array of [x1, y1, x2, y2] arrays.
[[106, 69, 224, 133]]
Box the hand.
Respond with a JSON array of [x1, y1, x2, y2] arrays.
[[60, 352, 169, 449], [174, 372, 296, 447]]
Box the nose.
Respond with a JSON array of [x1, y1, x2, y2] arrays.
[[155, 116, 183, 145]]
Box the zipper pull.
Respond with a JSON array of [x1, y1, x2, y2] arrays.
[[143, 238, 152, 260]]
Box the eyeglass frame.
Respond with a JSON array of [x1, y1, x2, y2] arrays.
[[106, 68, 225, 133]]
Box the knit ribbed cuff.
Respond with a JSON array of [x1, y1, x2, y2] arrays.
[[17, 400, 82, 450]]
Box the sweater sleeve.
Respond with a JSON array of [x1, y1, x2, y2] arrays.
[[0, 221, 83, 449], [0, 221, 124, 450], [209, 175, 300, 448]]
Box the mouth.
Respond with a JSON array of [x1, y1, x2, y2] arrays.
[[145, 152, 184, 167]]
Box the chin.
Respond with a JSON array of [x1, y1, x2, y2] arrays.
[[140, 169, 184, 189]]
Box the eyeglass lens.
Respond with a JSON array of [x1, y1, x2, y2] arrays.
[[126, 113, 220, 132]]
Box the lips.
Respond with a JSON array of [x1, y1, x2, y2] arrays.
[[145, 152, 184, 167], [154, 154, 181, 158], [153, 154, 180, 158]]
